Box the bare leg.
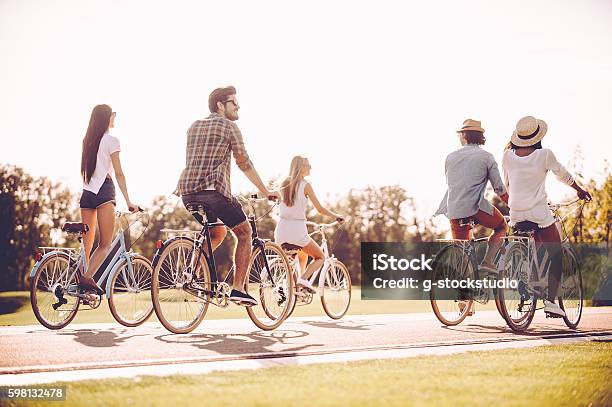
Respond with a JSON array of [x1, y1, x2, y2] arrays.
[[298, 250, 308, 275], [474, 208, 508, 268], [207, 226, 227, 253], [301, 238, 324, 280], [85, 203, 115, 279], [230, 221, 252, 290], [80, 209, 97, 266]]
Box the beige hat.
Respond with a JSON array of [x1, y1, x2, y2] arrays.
[[457, 119, 485, 133], [511, 116, 548, 147]]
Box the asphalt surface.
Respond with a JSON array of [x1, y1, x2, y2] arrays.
[[1, 308, 610, 383]]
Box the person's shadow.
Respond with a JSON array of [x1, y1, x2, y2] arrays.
[[155, 329, 323, 356], [300, 320, 384, 331], [57, 329, 149, 348]]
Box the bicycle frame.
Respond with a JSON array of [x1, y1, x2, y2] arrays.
[[30, 222, 138, 299]]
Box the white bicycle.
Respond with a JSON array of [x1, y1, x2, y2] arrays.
[[280, 221, 351, 320]]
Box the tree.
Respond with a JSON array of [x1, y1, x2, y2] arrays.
[[0, 164, 76, 291]]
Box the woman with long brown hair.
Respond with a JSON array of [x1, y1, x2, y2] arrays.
[[79, 104, 137, 293], [274, 156, 344, 292]]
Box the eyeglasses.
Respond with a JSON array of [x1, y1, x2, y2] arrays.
[[223, 99, 239, 108]]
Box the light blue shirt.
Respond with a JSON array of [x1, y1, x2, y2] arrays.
[[435, 144, 507, 219]]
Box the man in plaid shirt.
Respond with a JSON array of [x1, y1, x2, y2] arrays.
[[176, 86, 278, 306]]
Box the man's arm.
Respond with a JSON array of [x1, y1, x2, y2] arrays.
[[229, 123, 278, 199], [487, 153, 508, 203]]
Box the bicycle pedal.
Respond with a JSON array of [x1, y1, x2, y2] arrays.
[[545, 312, 563, 319]]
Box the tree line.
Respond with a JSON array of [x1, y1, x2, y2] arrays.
[[1, 162, 610, 292]]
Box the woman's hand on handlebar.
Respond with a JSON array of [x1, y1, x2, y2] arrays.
[[127, 203, 143, 212], [577, 189, 592, 202]]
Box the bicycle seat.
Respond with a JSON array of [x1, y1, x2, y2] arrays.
[[62, 222, 89, 234], [457, 217, 477, 227], [281, 243, 303, 252], [513, 221, 538, 236]]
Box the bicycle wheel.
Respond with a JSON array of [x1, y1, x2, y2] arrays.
[[430, 244, 474, 326], [497, 242, 536, 332], [151, 238, 210, 334], [321, 260, 351, 319], [108, 255, 154, 327], [30, 252, 80, 330], [245, 241, 294, 330], [558, 247, 583, 329]]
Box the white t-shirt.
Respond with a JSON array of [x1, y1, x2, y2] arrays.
[[83, 133, 121, 194], [502, 148, 574, 212]]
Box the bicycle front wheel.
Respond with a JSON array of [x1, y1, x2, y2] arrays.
[[497, 242, 536, 332], [108, 255, 154, 327], [245, 241, 294, 330], [558, 247, 583, 329], [151, 238, 210, 334], [30, 253, 80, 330], [430, 244, 474, 326], [321, 260, 351, 319]]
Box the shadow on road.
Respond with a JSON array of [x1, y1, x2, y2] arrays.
[[57, 329, 150, 348], [154, 329, 323, 355], [441, 323, 612, 338], [300, 320, 384, 331]]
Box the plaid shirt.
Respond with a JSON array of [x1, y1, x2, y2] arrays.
[[176, 113, 253, 198]]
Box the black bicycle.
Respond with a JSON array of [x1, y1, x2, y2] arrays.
[[151, 195, 294, 334]]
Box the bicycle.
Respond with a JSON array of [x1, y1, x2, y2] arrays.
[[429, 218, 505, 326], [150, 194, 294, 334], [496, 199, 587, 332], [282, 221, 351, 320], [30, 210, 154, 329]]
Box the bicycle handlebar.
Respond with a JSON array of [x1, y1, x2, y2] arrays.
[[547, 198, 586, 212], [306, 220, 341, 228]]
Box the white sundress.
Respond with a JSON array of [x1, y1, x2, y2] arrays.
[[274, 180, 310, 247]]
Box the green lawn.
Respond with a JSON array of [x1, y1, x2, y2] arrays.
[[6, 341, 612, 407], [0, 289, 503, 326]]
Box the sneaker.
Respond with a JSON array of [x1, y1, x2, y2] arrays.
[[77, 274, 104, 295], [297, 277, 316, 293], [543, 299, 566, 318], [229, 289, 258, 307], [458, 300, 475, 316]]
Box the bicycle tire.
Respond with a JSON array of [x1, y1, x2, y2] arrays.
[[151, 237, 210, 334], [108, 255, 154, 327], [321, 260, 351, 319], [245, 241, 294, 330], [30, 252, 80, 330], [558, 246, 583, 329], [497, 241, 536, 332], [430, 244, 475, 326]]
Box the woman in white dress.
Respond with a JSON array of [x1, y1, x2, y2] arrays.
[[502, 116, 591, 317], [274, 156, 344, 292]]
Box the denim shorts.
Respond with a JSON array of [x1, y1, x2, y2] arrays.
[[182, 190, 246, 229], [80, 178, 116, 209]]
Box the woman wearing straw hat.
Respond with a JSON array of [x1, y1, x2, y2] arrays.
[[436, 119, 510, 315], [502, 116, 591, 318]]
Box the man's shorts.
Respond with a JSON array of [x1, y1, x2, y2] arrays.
[[80, 178, 116, 209], [182, 190, 246, 229]]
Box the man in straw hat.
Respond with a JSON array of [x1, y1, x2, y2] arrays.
[[502, 115, 591, 318], [436, 119, 510, 313]]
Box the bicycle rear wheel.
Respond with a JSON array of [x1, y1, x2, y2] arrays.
[[558, 247, 583, 329], [30, 253, 80, 330], [246, 241, 294, 330], [497, 242, 536, 332], [321, 260, 351, 319], [151, 238, 210, 334], [108, 255, 154, 327], [430, 244, 474, 326]]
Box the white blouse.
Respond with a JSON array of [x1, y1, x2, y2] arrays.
[[83, 133, 121, 194], [502, 148, 574, 212]]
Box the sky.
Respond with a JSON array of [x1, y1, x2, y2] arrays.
[[1, 0, 611, 227]]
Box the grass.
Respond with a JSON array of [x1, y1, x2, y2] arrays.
[[6, 341, 612, 407], [0, 288, 504, 326]]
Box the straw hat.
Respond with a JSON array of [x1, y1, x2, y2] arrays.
[[511, 116, 548, 147], [457, 119, 485, 133]]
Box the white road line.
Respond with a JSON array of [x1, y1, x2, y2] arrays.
[[1, 333, 610, 385]]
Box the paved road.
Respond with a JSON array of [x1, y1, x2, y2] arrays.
[[1, 308, 610, 384]]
